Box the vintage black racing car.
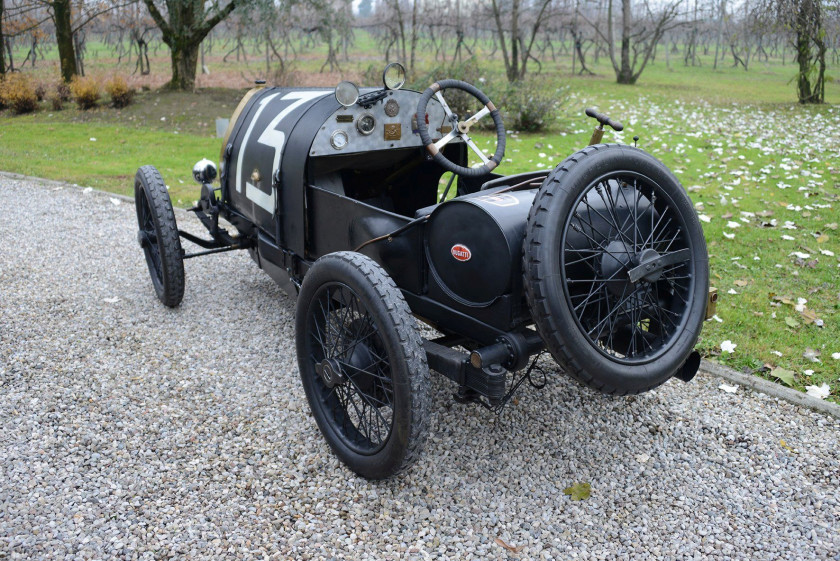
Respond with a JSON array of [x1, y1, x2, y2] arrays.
[[134, 63, 709, 479]]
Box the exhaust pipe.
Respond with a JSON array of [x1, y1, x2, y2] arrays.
[[674, 350, 701, 383], [469, 331, 545, 371]]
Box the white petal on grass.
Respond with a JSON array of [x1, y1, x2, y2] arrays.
[[804, 369, 814, 376], [805, 383, 830, 400], [820, 249, 835, 256], [803, 348, 821, 363], [771, 350, 783, 357], [723, 232, 735, 239], [781, 235, 795, 241], [831, 352, 840, 360], [726, 221, 741, 229], [719, 383, 739, 394], [721, 340, 737, 353], [698, 214, 711, 223], [728, 289, 738, 295], [789, 251, 810, 259], [89, 137, 97, 142]]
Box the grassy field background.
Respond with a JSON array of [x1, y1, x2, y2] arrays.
[[1, 36, 838, 401]]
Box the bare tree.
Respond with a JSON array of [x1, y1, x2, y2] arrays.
[[0, 0, 6, 75], [753, 0, 833, 103], [583, 0, 685, 84], [713, 0, 725, 67], [4, 0, 129, 82], [489, 0, 556, 82], [141, 0, 238, 90]]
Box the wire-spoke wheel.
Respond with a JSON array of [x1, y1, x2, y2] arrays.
[[296, 252, 430, 479], [524, 144, 708, 394], [134, 165, 184, 307]]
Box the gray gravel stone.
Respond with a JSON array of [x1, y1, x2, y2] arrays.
[[1, 176, 839, 560]]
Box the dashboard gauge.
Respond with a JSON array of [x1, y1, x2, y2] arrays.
[[356, 113, 376, 136], [330, 130, 349, 150], [385, 99, 400, 117]]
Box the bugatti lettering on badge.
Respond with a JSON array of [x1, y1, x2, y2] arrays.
[[451, 244, 472, 262]]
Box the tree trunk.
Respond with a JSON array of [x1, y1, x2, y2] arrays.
[[713, 0, 725, 69], [794, 0, 825, 104], [409, 0, 418, 71], [795, 29, 812, 102], [510, 0, 520, 82], [616, 0, 634, 83], [142, 0, 236, 91], [168, 41, 200, 91], [54, 0, 78, 82], [74, 31, 85, 76], [392, 0, 406, 63], [0, 0, 6, 76], [813, 32, 826, 103]]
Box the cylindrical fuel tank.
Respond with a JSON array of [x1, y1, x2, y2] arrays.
[[425, 190, 535, 306]]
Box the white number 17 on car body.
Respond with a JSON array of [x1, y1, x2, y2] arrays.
[[235, 90, 328, 215]]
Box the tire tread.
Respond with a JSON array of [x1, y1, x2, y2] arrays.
[[134, 165, 185, 307], [296, 252, 431, 478], [523, 144, 701, 395]]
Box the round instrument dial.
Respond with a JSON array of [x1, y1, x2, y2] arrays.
[[330, 130, 349, 150], [356, 113, 376, 136]]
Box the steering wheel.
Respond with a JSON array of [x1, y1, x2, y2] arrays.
[[416, 79, 506, 177]]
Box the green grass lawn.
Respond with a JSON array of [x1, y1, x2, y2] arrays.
[[1, 54, 838, 401], [0, 89, 241, 203]]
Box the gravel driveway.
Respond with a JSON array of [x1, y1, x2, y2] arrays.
[[1, 176, 838, 560]]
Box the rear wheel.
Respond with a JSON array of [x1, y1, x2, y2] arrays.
[[134, 165, 184, 307], [523, 144, 708, 394], [295, 252, 430, 479]]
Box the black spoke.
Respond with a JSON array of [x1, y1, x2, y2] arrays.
[[563, 172, 693, 363], [306, 282, 395, 454]]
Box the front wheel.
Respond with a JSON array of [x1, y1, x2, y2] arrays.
[[523, 144, 709, 395], [134, 165, 184, 307], [295, 252, 431, 479]]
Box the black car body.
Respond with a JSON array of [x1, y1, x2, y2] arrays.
[[135, 65, 709, 478]]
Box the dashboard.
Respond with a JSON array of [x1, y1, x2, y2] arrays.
[[308, 89, 459, 157]]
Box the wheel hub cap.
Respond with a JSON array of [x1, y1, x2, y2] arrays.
[[316, 358, 344, 388], [635, 248, 663, 283]]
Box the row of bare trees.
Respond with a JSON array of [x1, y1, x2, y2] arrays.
[[0, 0, 837, 102]]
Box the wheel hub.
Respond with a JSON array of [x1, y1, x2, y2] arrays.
[[316, 358, 344, 389], [345, 337, 379, 396], [599, 240, 635, 295], [635, 248, 663, 283]]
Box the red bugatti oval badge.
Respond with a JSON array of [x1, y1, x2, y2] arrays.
[[450, 244, 472, 262]]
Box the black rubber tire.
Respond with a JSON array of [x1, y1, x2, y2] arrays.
[[134, 165, 185, 308], [295, 252, 431, 479], [523, 144, 709, 395]]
